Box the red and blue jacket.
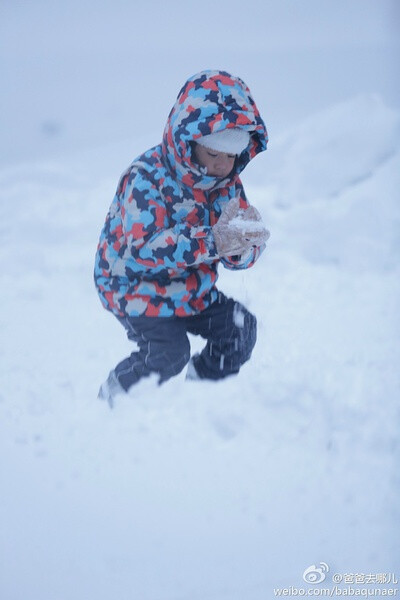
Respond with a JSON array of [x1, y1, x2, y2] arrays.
[[94, 70, 268, 318]]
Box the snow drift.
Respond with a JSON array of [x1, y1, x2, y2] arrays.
[[0, 94, 399, 600]]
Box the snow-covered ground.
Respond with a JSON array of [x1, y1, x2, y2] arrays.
[[1, 92, 399, 599], [1, 2, 399, 599]]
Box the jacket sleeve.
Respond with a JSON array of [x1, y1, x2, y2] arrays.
[[220, 244, 266, 270], [219, 179, 266, 270], [118, 171, 219, 274]]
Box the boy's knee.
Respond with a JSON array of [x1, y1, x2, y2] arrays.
[[154, 335, 191, 382], [168, 337, 191, 375], [233, 303, 257, 363]]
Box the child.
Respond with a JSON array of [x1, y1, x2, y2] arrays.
[[94, 69, 269, 407]]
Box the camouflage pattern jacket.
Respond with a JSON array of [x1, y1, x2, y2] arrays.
[[94, 70, 268, 318]]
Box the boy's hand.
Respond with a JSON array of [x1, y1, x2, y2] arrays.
[[212, 198, 270, 257], [234, 205, 270, 247], [212, 198, 249, 256]]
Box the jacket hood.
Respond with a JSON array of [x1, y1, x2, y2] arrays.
[[162, 70, 268, 190]]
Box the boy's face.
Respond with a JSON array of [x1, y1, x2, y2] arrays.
[[193, 143, 236, 178]]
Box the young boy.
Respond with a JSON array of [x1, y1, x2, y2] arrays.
[[94, 70, 269, 407]]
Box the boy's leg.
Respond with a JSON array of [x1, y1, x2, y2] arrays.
[[113, 316, 191, 391], [185, 292, 257, 380]]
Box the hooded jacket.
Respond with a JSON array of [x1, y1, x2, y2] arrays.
[[94, 70, 268, 318]]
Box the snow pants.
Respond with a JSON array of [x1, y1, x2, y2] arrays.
[[113, 292, 257, 391]]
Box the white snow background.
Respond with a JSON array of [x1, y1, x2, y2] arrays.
[[1, 1, 399, 599]]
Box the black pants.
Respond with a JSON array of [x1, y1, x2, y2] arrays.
[[113, 292, 257, 391]]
